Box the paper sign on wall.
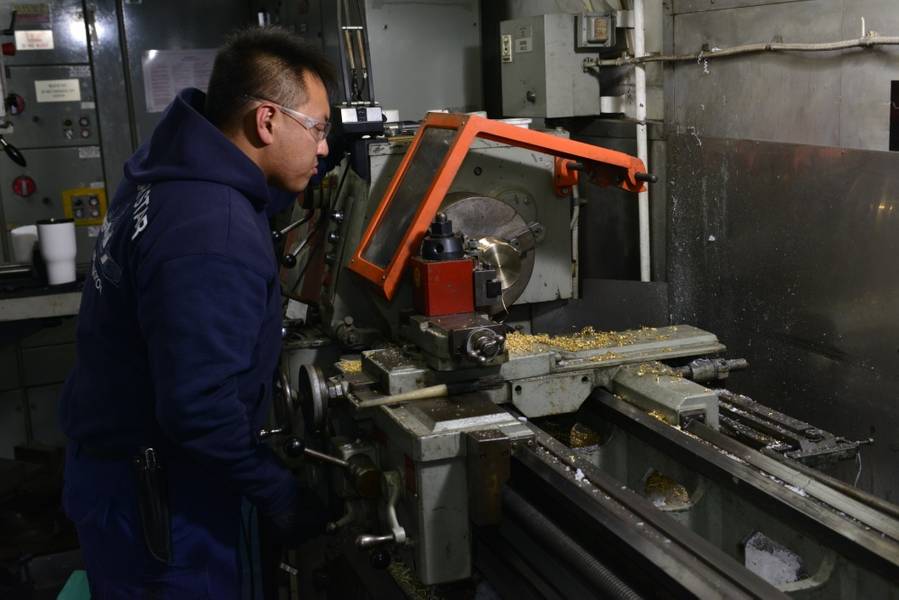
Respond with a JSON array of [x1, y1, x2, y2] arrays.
[[141, 49, 216, 113], [15, 30, 54, 50], [35, 79, 81, 103]]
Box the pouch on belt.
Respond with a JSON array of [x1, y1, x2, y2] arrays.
[[133, 447, 172, 563]]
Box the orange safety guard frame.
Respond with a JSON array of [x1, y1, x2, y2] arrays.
[[348, 112, 647, 300]]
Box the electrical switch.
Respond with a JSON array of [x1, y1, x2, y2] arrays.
[[501, 34, 513, 63], [6, 94, 25, 115], [12, 175, 36, 197]]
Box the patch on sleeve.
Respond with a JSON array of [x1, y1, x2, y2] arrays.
[[131, 184, 152, 241]]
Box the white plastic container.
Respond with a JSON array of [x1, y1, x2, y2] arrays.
[[37, 218, 77, 285], [10, 224, 38, 263]]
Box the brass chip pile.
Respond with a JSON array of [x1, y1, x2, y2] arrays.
[[336, 359, 362, 374], [387, 561, 436, 600], [634, 362, 681, 378], [570, 422, 602, 447], [506, 326, 665, 355], [644, 471, 691, 508]]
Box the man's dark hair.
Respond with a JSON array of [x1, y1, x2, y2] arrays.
[[205, 26, 336, 129]]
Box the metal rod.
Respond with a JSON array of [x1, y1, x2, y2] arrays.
[[272, 211, 312, 242], [282, 225, 319, 268], [343, 29, 356, 70], [760, 448, 899, 522], [503, 488, 644, 600], [634, 0, 651, 282], [357, 384, 450, 409], [354, 29, 367, 70], [304, 447, 349, 468]]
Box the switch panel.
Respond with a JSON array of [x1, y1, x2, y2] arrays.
[[3, 65, 98, 148], [62, 187, 107, 226], [500, 34, 512, 63]]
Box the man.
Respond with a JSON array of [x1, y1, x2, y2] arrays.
[[58, 27, 333, 597]]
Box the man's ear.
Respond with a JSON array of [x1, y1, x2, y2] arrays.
[[255, 105, 276, 146]]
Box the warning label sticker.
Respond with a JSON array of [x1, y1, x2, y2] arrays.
[[35, 79, 81, 103]]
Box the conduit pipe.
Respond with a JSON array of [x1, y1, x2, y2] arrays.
[[633, 0, 651, 282], [586, 34, 899, 68]]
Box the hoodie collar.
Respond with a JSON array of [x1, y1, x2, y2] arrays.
[[125, 88, 271, 209]]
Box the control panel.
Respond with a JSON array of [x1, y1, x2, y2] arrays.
[[1, 146, 104, 261], [0, 0, 104, 264], [500, 13, 614, 118], [3, 65, 99, 147], [62, 186, 106, 226]]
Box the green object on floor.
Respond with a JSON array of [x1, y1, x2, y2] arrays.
[[57, 570, 90, 600]]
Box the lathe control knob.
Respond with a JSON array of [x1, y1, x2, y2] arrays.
[[465, 328, 506, 365], [283, 436, 305, 458]]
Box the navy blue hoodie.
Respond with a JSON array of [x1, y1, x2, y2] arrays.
[[60, 88, 297, 517]]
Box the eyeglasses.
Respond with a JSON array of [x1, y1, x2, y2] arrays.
[[244, 95, 331, 142]]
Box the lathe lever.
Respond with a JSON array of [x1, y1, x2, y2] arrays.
[[355, 534, 394, 549]]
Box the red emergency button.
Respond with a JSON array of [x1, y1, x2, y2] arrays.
[[2, 42, 16, 56], [12, 175, 36, 197]]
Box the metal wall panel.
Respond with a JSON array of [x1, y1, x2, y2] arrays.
[[667, 135, 899, 502], [672, 0, 811, 14], [119, 0, 252, 144], [0, 0, 89, 65], [838, 0, 899, 151], [671, 0, 846, 148], [88, 0, 138, 196], [364, 0, 482, 119], [670, 0, 899, 151]]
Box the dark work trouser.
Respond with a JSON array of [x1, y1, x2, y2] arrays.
[[63, 443, 243, 599]]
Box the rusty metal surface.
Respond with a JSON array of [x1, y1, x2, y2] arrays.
[[667, 134, 899, 502]]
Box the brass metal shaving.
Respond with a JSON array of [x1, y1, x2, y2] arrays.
[[634, 362, 681, 378], [505, 326, 671, 355], [569, 422, 602, 447], [387, 560, 436, 600], [644, 471, 691, 508], [648, 410, 669, 422], [589, 351, 621, 362], [336, 359, 362, 374]]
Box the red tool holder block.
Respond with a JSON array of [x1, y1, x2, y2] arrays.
[[410, 256, 475, 317]]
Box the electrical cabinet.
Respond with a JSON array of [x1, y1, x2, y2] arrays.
[[500, 13, 603, 118], [0, 0, 102, 264]]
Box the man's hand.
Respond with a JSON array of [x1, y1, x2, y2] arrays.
[[266, 488, 329, 545]]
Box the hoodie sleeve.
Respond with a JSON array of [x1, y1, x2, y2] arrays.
[[136, 252, 297, 516]]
